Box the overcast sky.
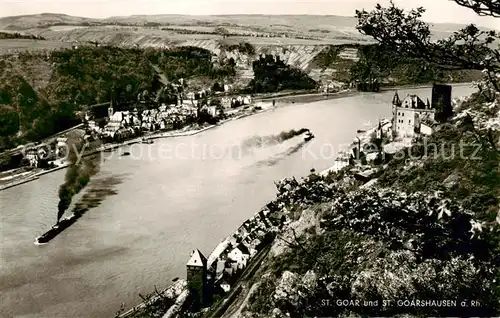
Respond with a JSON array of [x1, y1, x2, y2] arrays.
[[2, 0, 499, 28]]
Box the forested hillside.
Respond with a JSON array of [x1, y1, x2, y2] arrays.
[[0, 46, 238, 150]]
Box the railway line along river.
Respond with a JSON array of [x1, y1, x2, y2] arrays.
[[0, 84, 476, 318]]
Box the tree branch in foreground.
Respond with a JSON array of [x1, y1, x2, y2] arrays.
[[355, 1, 499, 72], [453, 0, 500, 17]]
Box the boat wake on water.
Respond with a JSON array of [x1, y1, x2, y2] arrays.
[[240, 128, 310, 150], [238, 128, 313, 167], [256, 139, 309, 167]]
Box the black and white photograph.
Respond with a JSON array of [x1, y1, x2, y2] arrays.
[[0, 0, 499, 317]]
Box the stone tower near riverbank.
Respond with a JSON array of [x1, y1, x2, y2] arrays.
[[186, 249, 208, 308], [431, 84, 452, 122]]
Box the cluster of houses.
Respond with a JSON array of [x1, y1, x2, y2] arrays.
[[211, 209, 275, 288], [320, 80, 348, 93], [24, 148, 46, 167], [84, 90, 254, 140], [85, 102, 205, 139], [185, 208, 278, 306], [21, 137, 64, 168], [220, 95, 253, 108]]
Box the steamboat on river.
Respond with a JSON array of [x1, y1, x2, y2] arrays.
[[35, 216, 79, 244]]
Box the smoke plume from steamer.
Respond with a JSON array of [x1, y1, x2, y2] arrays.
[[71, 176, 122, 215], [57, 134, 100, 223], [241, 128, 309, 149], [257, 140, 308, 167]]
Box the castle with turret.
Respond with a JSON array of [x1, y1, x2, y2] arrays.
[[391, 84, 452, 138]]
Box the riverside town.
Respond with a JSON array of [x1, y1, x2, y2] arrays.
[[0, 1, 499, 318]]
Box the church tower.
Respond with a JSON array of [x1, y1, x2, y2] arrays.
[[376, 120, 382, 140], [108, 99, 114, 119], [186, 249, 208, 308]]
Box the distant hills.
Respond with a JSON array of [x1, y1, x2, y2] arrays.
[[1, 13, 496, 55], [0, 13, 100, 30], [0, 13, 484, 38]]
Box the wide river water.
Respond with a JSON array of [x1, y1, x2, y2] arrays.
[[0, 85, 476, 318]]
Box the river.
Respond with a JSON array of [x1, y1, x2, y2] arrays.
[[0, 84, 477, 318]]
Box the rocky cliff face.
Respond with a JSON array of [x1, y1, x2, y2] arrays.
[[177, 39, 359, 85], [167, 39, 331, 74]]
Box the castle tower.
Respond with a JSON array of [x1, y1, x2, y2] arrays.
[[392, 91, 402, 107], [391, 92, 401, 137], [431, 84, 452, 122], [186, 249, 208, 308]]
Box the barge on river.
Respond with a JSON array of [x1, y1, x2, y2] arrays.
[[35, 215, 79, 244]]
